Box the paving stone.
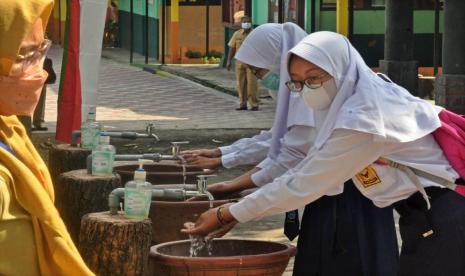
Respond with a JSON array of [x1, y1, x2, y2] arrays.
[[43, 46, 275, 133]]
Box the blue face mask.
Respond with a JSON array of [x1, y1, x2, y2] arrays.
[[260, 71, 280, 91]]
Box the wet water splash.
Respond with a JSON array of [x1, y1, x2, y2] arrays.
[[189, 234, 213, 257]]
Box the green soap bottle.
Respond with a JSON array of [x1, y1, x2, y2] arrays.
[[91, 134, 116, 176], [124, 159, 153, 219], [81, 108, 101, 149]]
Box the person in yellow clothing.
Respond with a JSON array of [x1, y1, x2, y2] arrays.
[[0, 0, 94, 275], [226, 16, 259, 111]]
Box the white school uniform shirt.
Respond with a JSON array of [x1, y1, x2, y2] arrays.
[[251, 94, 319, 186], [219, 130, 272, 169], [229, 129, 459, 223]]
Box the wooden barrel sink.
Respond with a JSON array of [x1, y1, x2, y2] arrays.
[[149, 239, 296, 276], [113, 161, 215, 185], [149, 198, 234, 245]]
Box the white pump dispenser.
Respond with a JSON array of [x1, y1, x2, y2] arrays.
[[124, 159, 153, 219]]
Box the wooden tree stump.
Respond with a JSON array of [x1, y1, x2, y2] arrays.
[[48, 144, 91, 191], [79, 212, 152, 276], [56, 170, 121, 243]]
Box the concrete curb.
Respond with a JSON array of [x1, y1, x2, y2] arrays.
[[149, 65, 238, 97]]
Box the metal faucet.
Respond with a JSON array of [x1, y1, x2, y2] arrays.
[[108, 178, 217, 215], [171, 141, 189, 157], [185, 175, 216, 201], [71, 123, 160, 147], [86, 141, 190, 174]]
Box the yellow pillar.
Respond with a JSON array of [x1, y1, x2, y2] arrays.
[[336, 0, 348, 37], [170, 0, 180, 63]]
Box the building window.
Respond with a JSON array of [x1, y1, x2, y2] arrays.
[[268, 0, 280, 23], [371, 0, 439, 9], [268, 0, 304, 26], [321, 0, 336, 9], [371, 0, 385, 8], [283, 0, 298, 23], [322, 0, 374, 9]]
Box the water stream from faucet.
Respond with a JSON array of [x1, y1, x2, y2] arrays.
[[189, 234, 213, 257], [206, 191, 214, 208], [178, 156, 187, 200]]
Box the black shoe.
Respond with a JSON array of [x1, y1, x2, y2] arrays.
[[250, 106, 259, 111], [31, 125, 48, 131], [236, 106, 247, 111]]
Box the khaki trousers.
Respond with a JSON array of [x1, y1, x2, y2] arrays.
[[235, 61, 258, 108], [33, 85, 46, 126]]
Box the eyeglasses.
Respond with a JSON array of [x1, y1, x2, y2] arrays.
[[9, 39, 52, 77], [285, 72, 329, 92]]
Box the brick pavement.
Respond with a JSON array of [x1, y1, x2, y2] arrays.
[[43, 46, 275, 132]]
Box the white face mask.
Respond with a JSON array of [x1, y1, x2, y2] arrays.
[[268, 89, 278, 101], [241, 22, 252, 29], [301, 79, 337, 110]]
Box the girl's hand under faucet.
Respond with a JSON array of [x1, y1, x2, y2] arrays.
[[181, 203, 238, 238]]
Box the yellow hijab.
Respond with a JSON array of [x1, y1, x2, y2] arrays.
[[0, 0, 53, 76], [0, 1, 93, 275]]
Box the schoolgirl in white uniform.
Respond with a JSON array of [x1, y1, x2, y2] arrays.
[[183, 31, 465, 276], [185, 29, 401, 275]]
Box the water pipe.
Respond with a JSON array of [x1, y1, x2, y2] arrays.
[[108, 185, 215, 215], [71, 123, 160, 146]]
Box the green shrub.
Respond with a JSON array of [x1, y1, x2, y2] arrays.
[[206, 50, 223, 59], [186, 50, 202, 58]]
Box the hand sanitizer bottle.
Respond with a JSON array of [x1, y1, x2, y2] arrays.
[[124, 159, 153, 219], [91, 134, 116, 176], [81, 107, 101, 149]]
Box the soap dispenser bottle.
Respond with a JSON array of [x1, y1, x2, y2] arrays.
[[124, 159, 153, 219], [91, 134, 116, 176]]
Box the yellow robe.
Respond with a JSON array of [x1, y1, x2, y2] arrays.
[[0, 115, 93, 275]]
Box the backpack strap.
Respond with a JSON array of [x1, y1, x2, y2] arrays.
[[0, 141, 15, 156], [377, 157, 457, 210], [376, 72, 393, 83]]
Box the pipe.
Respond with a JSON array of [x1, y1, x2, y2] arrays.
[[108, 186, 214, 215], [433, 0, 440, 75], [161, 0, 166, 64], [87, 153, 182, 173], [71, 130, 160, 146], [145, 0, 149, 64], [130, 0, 134, 64], [310, 0, 316, 33], [205, 0, 210, 55], [348, 0, 354, 41]]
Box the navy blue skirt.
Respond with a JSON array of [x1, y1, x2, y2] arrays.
[[293, 180, 399, 276]]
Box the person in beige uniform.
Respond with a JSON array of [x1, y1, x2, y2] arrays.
[[226, 16, 259, 111]]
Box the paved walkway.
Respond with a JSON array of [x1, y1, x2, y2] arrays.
[[43, 46, 275, 132]]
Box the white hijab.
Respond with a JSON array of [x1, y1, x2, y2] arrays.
[[235, 23, 314, 159], [288, 31, 440, 149]]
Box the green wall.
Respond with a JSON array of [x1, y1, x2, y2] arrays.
[[224, 1, 445, 67], [118, 0, 159, 59], [252, 0, 268, 25], [317, 9, 444, 34], [119, 0, 159, 18]]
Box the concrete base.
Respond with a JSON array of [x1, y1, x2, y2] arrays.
[[379, 60, 419, 96], [435, 74, 465, 114]]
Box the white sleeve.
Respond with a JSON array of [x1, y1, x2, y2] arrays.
[[221, 138, 272, 168], [229, 129, 385, 223], [251, 125, 313, 187], [256, 157, 274, 169], [219, 130, 272, 156]]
